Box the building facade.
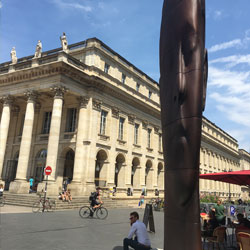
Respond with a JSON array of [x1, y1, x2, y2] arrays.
[[0, 37, 248, 198]]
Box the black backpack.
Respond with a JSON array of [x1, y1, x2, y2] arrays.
[[89, 192, 96, 201]]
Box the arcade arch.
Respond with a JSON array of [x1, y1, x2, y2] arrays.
[[95, 149, 108, 187], [63, 149, 75, 181], [157, 162, 164, 189], [34, 149, 47, 184], [131, 157, 140, 188], [114, 153, 126, 187], [145, 159, 153, 188]]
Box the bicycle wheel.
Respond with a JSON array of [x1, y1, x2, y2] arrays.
[[32, 201, 43, 213], [79, 206, 91, 218], [45, 200, 56, 212], [96, 207, 108, 219]]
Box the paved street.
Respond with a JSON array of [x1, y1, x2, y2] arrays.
[[0, 206, 164, 250]]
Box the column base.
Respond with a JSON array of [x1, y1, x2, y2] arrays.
[[85, 182, 96, 194], [37, 181, 59, 196], [9, 180, 30, 194], [67, 181, 86, 196]]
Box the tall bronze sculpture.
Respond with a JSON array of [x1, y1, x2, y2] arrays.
[[159, 0, 208, 249]]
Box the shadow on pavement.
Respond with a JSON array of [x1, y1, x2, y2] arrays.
[[112, 246, 123, 250]]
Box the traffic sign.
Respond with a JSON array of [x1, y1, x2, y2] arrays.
[[44, 166, 52, 176]]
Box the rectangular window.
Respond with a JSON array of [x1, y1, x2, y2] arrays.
[[147, 128, 152, 148], [148, 90, 152, 99], [65, 108, 77, 132], [134, 123, 139, 145], [159, 134, 162, 152], [104, 63, 110, 74], [122, 73, 126, 84], [118, 117, 125, 140], [136, 83, 140, 92], [42, 111, 52, 134], [100, 110, 108, 135]]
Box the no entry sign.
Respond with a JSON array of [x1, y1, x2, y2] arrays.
[[44, 166, 52, 176]]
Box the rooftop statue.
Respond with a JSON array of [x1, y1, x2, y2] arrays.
[[159, 0, 208, 249], [10, 47, 17, 64], [34, 40, 42, 58], [60, 32, 68, 52]]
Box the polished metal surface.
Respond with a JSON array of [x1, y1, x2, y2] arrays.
[[160, 0, 208, 249]]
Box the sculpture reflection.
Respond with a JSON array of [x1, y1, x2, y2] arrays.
[[159, 0, 208, 249]]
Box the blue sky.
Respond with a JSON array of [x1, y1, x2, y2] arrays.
[[0, 0, 250, 152]]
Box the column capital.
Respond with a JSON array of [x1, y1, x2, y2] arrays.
[[111, 107, 119, 119], [78, 96, 90, 108], [0, 95, 14, 106], [24, 90, 38, 103], [142, 120, 148, 130], [50, 85, 68, 99], [128, 114, 135, 125], [92, 98, 102, 111], [154, 126, 160, 134]]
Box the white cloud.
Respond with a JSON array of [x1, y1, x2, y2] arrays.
[[208, 66, 250, 95], [210, 54, 250, 68], [209, 39, 241, 53], [209, 29, 250, 53], [0, 2, 2, 8], [53, 0, 92, 12], [207, 61, 250, 149]]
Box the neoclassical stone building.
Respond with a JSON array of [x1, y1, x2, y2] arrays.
[[0, 36, 248, 197]]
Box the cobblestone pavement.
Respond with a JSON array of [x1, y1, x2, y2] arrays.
[[0, 206, 164, 250]]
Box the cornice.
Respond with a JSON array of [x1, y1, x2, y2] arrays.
[[201, 133, 239, 158], [0, 59, 160, 119]]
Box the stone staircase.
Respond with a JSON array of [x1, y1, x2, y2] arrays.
[[3, 192, 149, 210]]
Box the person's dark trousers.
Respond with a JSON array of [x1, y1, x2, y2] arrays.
[[123, 238, 150, 250]]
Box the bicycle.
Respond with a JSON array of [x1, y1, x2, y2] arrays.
[[151, 197, 164, 211], [32, 194, 56, 213], [79, 202, 108, 219], [0, 196, 5, 207]]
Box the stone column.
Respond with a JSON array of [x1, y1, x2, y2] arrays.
[[39, 86, 66, 195], [0, 95, 13, 183], [9, 91, 37, 193], [69, 96, 89, 195], [85, 98, 101, 193], [106, 106, 119, 188]]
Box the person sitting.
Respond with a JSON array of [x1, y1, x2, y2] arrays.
[[212, 199, 225, 225], [65, 189, 72, 203], [234, 213, 250, 229], [60, 190, 66, 201], [123, 211, 151, 250], [0, 184, 4, 197], [202, 210, 220, 237]]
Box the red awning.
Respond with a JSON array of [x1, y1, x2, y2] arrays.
[[199, 170, 250, 187]]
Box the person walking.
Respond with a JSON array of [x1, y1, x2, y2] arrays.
[[29, 177, 34, 193], [123, 211, 151, 250]]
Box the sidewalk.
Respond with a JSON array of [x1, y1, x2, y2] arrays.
[[0, 205, 32, 214]]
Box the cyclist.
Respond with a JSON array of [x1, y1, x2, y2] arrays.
[[90, 187, 103, 216]]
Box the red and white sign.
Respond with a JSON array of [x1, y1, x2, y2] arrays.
[[44, 166, 52, 176]]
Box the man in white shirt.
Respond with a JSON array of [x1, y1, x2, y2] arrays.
[[123, 211, 151, 250]]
